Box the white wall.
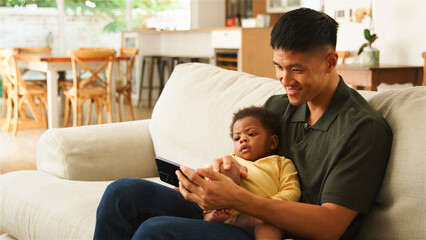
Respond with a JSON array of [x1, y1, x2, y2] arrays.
[[325, 0, 426, 65], [190, 0, 225, 29]]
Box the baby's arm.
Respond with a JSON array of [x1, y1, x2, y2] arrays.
[[272, 158, 301, 202], [203, 209, 233, 222]]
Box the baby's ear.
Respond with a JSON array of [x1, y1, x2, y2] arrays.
[[270, 135, 279, 150]]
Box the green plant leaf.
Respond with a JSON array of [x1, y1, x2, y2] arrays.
[[364, 29, 371, 41], [370, 34, 378, 43], [358, 43, 369, 55]]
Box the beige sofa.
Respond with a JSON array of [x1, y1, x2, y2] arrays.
[[1, 63, 425, 239]]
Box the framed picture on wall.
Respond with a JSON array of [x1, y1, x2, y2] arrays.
[[266, 0, 302, 13]]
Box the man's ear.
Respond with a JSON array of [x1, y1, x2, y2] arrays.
[[326, 51, 338, 72], [270, 135, 279, 150]]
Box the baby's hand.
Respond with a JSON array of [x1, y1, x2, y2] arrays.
[[203, 209, 233, 222], [212, 155, 248, 179]]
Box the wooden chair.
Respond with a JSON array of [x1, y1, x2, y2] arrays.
[[14, 47, 52, 85], [116, 48, 138, 121], [14, 47, 52, 55], [0, 48, 47, 136], [337, 51, 350, 64], [63, 48, 116, 127], [14, 47, 72, 89], [422, 52, 426, 86], [0, 50, 11, 126]]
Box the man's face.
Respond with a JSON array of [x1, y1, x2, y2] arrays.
[[232, 116, 277, 161], [273, 48, 331, 107]]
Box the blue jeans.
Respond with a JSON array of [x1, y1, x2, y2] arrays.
[[94, 178, 254, 240]]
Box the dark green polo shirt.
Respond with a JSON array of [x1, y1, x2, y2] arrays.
[[264, 78, 392, 239]]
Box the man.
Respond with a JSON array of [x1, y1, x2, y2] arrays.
[[94, 8, 392, 239]]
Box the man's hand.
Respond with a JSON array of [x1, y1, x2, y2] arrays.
[[177, 166, 357, 240], [212, 155, 248, 179], [176, 165, 243, 210]]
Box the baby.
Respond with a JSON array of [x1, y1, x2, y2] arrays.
[[204, 106, 301, 240]]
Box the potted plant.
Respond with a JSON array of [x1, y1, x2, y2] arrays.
[[358, 28, 379, 66]]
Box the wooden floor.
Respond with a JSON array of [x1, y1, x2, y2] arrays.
[[0, 104, 153, 175]]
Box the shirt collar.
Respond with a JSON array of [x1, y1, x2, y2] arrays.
[[290, 76, 351, 131]]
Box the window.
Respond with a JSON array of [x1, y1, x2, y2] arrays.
[[1, 0, 190, 32]]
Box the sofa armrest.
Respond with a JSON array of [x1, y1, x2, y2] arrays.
[[36, 119, 157, 181]]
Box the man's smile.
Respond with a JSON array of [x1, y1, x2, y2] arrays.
[[286, 86, 302, 96]]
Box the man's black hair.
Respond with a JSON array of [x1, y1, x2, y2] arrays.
[[270, 8, 339, 52], [230, 106, 280, 138]]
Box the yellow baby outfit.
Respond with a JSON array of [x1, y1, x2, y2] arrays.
[[224, 153, 301, 224]]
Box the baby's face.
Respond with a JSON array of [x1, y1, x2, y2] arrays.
[[232, 116, 277, 161]]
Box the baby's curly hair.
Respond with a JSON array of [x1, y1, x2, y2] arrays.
[[230, 106, 280, 138]]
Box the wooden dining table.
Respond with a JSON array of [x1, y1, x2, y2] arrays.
[[15, 54, 126, 129]]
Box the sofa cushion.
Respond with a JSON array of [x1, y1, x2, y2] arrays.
[[0, 171, 110, 239], [149, 63, 285, 168], [0, 171, 167, 240], [358, 86, 426, 239], [36, 119, 157, 181]]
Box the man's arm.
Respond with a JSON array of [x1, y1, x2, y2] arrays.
[[177, 166, 358, 240]]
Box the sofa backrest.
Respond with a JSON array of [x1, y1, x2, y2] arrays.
[[150, 63, 285, 168], [357, 87, 426, 239]]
